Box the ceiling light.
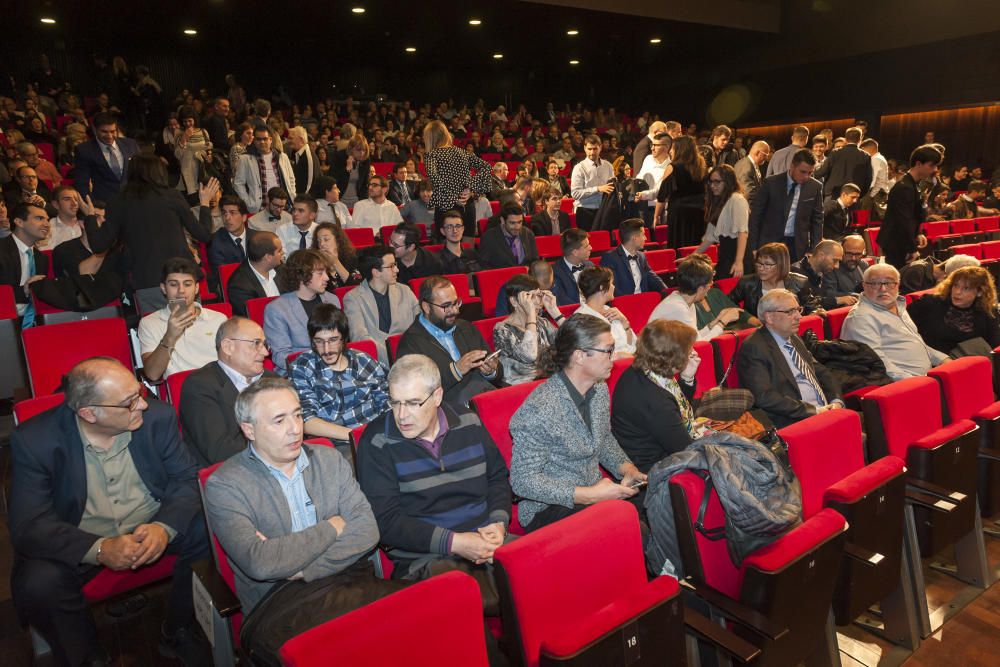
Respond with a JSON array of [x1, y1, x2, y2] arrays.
[[469, 19, 482, 26], [649, 38, 661, 44], [351, 7, 365, 13], [569, 60, 580, 65], [493, 53, 504, 59], [40, 17, 56, 24], [567, 29, 579, 35], [405, 47, 416, 53], [183, 28, 198, 35]]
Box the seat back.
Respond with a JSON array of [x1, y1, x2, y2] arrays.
[[861, 376, 944, 460], [165, 368, 194, 413], [245, 296, 278, 328], [386, 333, 404, 364], [712, 327, 757, 388], [280, 571, 489, 667], [928, 356, 995, 422], [475, 266, 529, 317], [0, 284, 18, 320], [343, 227, 376, 248], [218, 263, 241, 302], [645, 248, 677, 274], [409, 273, 474, 302], [606, 357, 634, 400], [949, 243, 982, 259], [691, 340, 718, 398], [470, 381, 544, 468], [22, 318, 133, 396], [797, 314, 824, 340], [982, 240, 1000, 260], [587, 230, 612, 254], [951, 218, 977, 235], [824, 306, 852, 339], [13, 392, 65, 425], [534, 234, 562, 259], [346, 339, 379, 360], [613, 292, 662, 332], [203, 302, 233, 318], [471, 316, 504, 352]]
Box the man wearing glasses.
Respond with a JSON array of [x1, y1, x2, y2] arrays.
[[10, 358, 209, 666], [823, 234, 867, 299], [436, 209, 481, 274], [391, 221, 442, 285], [233, 126, 296, 214], [343, 247, 420, 365], [357, 354, 511, 613], [349, 175, 403, 234], [738, 289, 844, 428], [397, 275, 502, 407], [179, 316, 276, 465], [841, 264, 949, 380], [790, 239, 859, 309]]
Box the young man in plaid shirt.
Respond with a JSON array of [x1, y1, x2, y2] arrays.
[[289, 304, 390, 441]]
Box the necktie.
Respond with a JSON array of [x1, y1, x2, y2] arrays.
[[107, 144, 122, 178], [269, 215, 280, 222], [399, 181, 409, 204], [783, 341, 826, 406], [299, 231, 309, 250], [22, 249, 36, 328], [506, 235, 523, 264], [627, 255, 639, 263], [788, 181, 798, 197], [235, 237, 245, 260]]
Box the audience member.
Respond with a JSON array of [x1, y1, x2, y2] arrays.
[[814, 126, 873, 200], [208, 195, 256, 270], [312, 221, 362, 289], [509, 314, 646, 531], [397, 275, 502, 406], [570, 134, 615, 231], [824, 234, 866, 298], [575, 266, 636, 357], [494, 274, 563, 384], [227, 231, 283, 316], [478, 202, 539, 269], [841, 264, 949, 379], [3, 165, 53, 211], [400, 179, 436, 225], [695, 164, 750, 277], [632, 120, 667, 174], [333, 134, 372, 208], [350, 175, 403, 234], [203, 97, 231, 154], [898, 255, 946, 294], [10, 358, 208, 666], [649, 254, 741, 338], [735, 140, 770, 205], [877, 145, 943, 268], [822, 182, 861, 241], [530, 187, 570, 236], [701, 124, 738, 168], [635, 132, 672, 227], [602, 218, 668, 295], [655, 135, 707, 247], [489, 162, 510, 199], [16, 141, 61, 189], [791, 239, 858, 309], [310, 176, 352, 227], [423, 119, 493, 228], [859, 138, 890, 219], [729, 242, 817, 317], [247, 187, 292, 234], [387, 162, 414, 205], [392, 221, 443, 284], [436, 209, 481, 274], [748, 148, 823, 263], [43, 185, 83, 249], [1, 201, 49, 325], [276, 194, 320, 257], [908, 266, 1000, 355], [948, 180, 994, 219], [550, 227, 593, 304], [544, 160, 570, 197], [765, 125, 810, 177], [738, 289, 843, 428], [287, 126, 320, 196], [343, 246, 420, 365], [233, 125, 296, 214], [72, 113, 140, 203], [180, 316, 274, 465]]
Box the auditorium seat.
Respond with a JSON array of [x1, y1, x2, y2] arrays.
[[380, 223, 427, 245], [0, 284, 17, 320], [22, 317, 133, 396], [471, 316, 504, 352], [710, 327, 758, 387], [690, 340, 718, 398], [204, 302, 233, 318], [645, 248, 677, 277], [587, 230, 612, 254], [343, 227, 376, 248], [245, 296, 278, 328], [922, 220, 951, 240], [977, 216, 1000, 233], [165, 368, 194, 413], [494, 501, 686, 667], [950, 218, 976, 235], [474, 266, 529, 317], [534, 234, 562, 259], [824, 306, 852, 339], [346, 339, 379, 360], [865, 227, 881, 257], [981, 240, 1000, 260], [409, 273, 479, 305], [797, 314, 825, 339], [386, 333, 404, 364], [652, 225, 669, 245], [217, 263, 241, 302], [612, 292, 662, 332], [280, 572, 489, 667], [33, 296, 122, 326], [715, 277, 738, 294], [948, 243, 982, 259], [606, 357, 634, 401]]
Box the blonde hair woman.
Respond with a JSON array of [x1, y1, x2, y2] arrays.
[[422, 119, 494, 229]]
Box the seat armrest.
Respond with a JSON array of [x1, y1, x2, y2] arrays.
[[906, 477, 967, 503], [683, 580, 788, 641], [191, 558, 241, 618], [684, 605, 762, 664], [978, 447, 1000, 462], [905, 489, 958, 513], [843, 542, 883, 568]]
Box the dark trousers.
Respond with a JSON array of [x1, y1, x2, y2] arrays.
[[12, 512, 209, 667], [782, 236, 799, 263], [575, 207, 597, 231], [525, 492, 649, 539], [640, 206, 656, 231]]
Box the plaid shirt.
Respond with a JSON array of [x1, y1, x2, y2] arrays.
[[290, 348, 390, 428]]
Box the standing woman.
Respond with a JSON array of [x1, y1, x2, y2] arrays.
[[422, 119, 493, 232], [655, 135, 707, 249], [174, 105, 210, 204], [695, 164, 749, 278], [332, 134, 372, 209], [229, 122, 254, 173]]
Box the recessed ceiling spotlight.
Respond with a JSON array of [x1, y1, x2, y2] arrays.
[[183, 28, 198, 35], [566, 29, 579, 36], [405, 47, 416, 53], [351, 7, 365, 13], [493, 53, 504, 59], [569, 60, 580, 65], [40, 17, 56, 24], [469, 19, 482, 26], [649, 38, 662, 44]]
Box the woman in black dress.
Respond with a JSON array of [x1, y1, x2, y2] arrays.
[[909, 265, 1000, 355], [655, 135, 707, 249], [422, 120, 493, 231]]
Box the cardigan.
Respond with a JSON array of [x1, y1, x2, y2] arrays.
[[611, 366, 697, 473]]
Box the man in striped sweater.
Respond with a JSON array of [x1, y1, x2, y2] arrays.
[[357, 354, 511, 613]]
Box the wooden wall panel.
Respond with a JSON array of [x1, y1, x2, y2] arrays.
[[735, 119, 856, 151], [879, 105, 1000, 171]]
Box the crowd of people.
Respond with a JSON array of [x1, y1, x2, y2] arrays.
[[5, 64, 1000, 667]]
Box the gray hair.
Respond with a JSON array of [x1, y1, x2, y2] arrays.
[[387, 354, 442, 395], [757, 288, 799, 320], [215, 316, 255, 352], [288, 126, 308, 143], [234, 376, 296, 425], [944, 254, 981, 274], [64, 357, 123, 411], [862, 263, 900, 282]]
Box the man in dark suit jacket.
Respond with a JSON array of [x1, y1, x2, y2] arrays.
[[822, 183, 861, 241], [3, 165, 54, 211], [748, 149, 824, 263], [737, 289, 843, 428], [180, 318, 277, 465], [227, 231, 284, 317], [478, 202, 539, 270], [551, 228, 594, 305], [600, 218, 667, 297], [208, 194, 259, 271], [202, 97, 231, 154], [814, 127, 872, 201], [878, 145, 943, 268], [386, 162, 414, 206], [9, 358, 208, 665], [287, 126, 320, 196], [1, 202, 50, 315], [73, 113, 140, 203], [734, 141, 770, 206]]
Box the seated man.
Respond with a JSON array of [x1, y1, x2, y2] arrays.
[[600, 218, 667, 297], [822, 182, 860, 241], [276, 194, 320, 258], [790, 239, 858, 310], [551, 227, 594, 305], [436, 209, 481, 275], [203, 377, 404, 663], [247, 187, 291, 234], [899, 253, 979, 295], [737, 289, 843, 428], [510, 314, 646, 532], [823, 234, 866, 298], [138, 256, 228, 381], [343, 246, 420, 365], [0, 201, 49, 326], [357, 354, 511, 611], [841, 264, 950, 380], [350, 175, 403, 234], [180, 316, 275, 465], [208, 194, 257, 271], [226, 231, 284, 317], [290, 304, 389, 440], [397, 275, 502, 407], [44, 185, 83, 249], [477, 202, 539, 270], [10, 358, 208, 666], [391, 221, 442, 285], [400, 179, 436, 225]]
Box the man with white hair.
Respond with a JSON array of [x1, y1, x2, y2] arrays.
[[841, 264, 949, 379], [632, 120, 667, 174], [287, 126, 319, 196], [734, 140, 770, 205], [737, 289, 843, 428]]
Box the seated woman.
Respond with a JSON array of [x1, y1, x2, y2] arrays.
[[312, 221, 362, 290], [493, 274, 563, 384], [687, 254, 761, 330], [612, 320, 713, 473], [263, 248, 342, 372], [648, 254, 744, 339], [727, 242, 817, 317], [908, 265, 1000, 355], [575, 266, 636, 358]]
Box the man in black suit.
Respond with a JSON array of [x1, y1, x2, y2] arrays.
[[208, 195, 256, 271], [737, 289, 843, 428], [287, 126, 320, 196], [179, 317, 277, 465], [748, 149, 824, 263], [202, 97, 231, 154], [822, 183, 861, 241], [814, 127, 873, 201], [9, 358, 209, 666], [391, 221, 442, 285], [1, 201, 50, 325], [791, 239, 858, 310], [734, 141, 770, 206], [600, 218, 667, 297], [478, 202, 539, 270], [3, 165, 54, 211], [73, 113, 140, 203], [631, 120, 666, 175], [878, 145, 943, 269], [551, 227, 594, 305], [226, 231, 284, 317], [386, 162, 414, 206]]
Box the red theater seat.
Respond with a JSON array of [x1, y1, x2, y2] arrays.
[[386, 333, 404, 364], [245, 296, 278, 328], [472, 316, 504, 352], [218, 263, 241, 302], [824, 306, 852, 339], [409, 273, 479, 304], [475, 266, 529, 317], [343, 227, 376, 248], [612, 292, 662, 332], [22, 318, 133, 396]]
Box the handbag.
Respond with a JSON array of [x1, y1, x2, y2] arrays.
[[695, 331, 755, 422], [950, 336, 993, 359]]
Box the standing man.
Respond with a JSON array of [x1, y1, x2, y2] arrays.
[[859, 138, 889, 220], [570, 135, 614, 231], [73, 113, 140, 203], [287, 126, 319, 197], [748, 149, 824, 263], [632, 120, 667, 175], [233, 126, 296, 214], [814, 127, 873, 201], [822, 183, 861, 242], [203, 97, 231, 155], [734, 141, 770, 206], [635, 133, 672, 228], [766, 126, 809, 177], [877, 145, 942, 269]]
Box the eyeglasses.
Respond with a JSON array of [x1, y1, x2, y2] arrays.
[[388, 392, 435, 411], [583, 346, 615, 358], [843, 251, 865, 258], [425, 298, 463, 311], [89, 387, 147, 412], [864, 281, 899, 289], [755, 261, 777, 269], [389, 240, 408, 249], [442, 224, 464, 232], [378, 262, 398, 271], [773, 306, 804, 316], [312, 336, 343, 348], [229, 337, 271, 352]]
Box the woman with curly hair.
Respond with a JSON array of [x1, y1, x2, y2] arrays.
[[908, 265, 1000, 355], [311, 221, 362, 289]]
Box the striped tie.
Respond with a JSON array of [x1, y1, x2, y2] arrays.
[[784, 341, 826, 406]]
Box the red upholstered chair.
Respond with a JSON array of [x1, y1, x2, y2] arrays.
[[22, 318, 133, 396], [286, 350, 304, 366], [948, 243, 982, 259], [866, 227, 881, 257], [797, 314, 824, 339], [474, 266, 529, 317], [165, 368, 194, 414], [715, 277, 738, 295], [203, 302, 233, 318], [332, 284, 357, 305], [981, 240, 1000, 260], [977, 216, 1000, 233], [346, 339, 379, 360], [280, 571, 489, 667], [245, 296, 278, 328], [0, 284, 17, 320], [612, 292, 662, 332], [494, 501, 686, 667], [558, 303, 579, 319], [535, 234, 562, 259], [33, 297, 122, 326], [669, 471, 846, 666], [587, 230, 612, 255], [781, 411, 917, 648], [606, 357, 634, 401], [470, 381, 544, 535], [409, 273, 479, 304], [950, 218, 977, 235], [645, 248, 677, 277], [343, 227, 376, 248], [471, 316, 504, 352], [921, 220, 951, 240], [652, 225, 669, 245], [559, 198, 574, 214], [217, 263, 241, 302], [928, 357, 1000, 517], [386, 333, 404, 364], [13, 392, 65, 424], [690, 340, 718, 398], [824, 306, 852, 339], [477, 218, 490, 236], [861, 377, 989, 602], [710, 327, 758, 387]]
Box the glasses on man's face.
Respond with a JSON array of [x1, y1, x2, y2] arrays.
[[389, 240, 408, 250], [864, 281, 899, 290], [229, 337, 271, 352], [583, 346, 615, 358], [379, 262, 398, 271], [90, 386, 147, 412], [843, 251, 865, 258], [774, 306, 804, 316], [388, 392, 434, 411], [755, 261, 777, 269], [426, 298, 463, 311], [312, 336, 343, 349], [442, 224, 464, 232]]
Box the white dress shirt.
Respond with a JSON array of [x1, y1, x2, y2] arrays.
[[276, 221, 318, 257], [316, 199, 353, 227], [349, 198, 403, 233], [248, 209, 292, 234], [218, 359, 264, 393], [251, 264, 280, 297], [648, 291, 723, 341], [637, 155, 670, 207], [570, 158, 614, 210], [44, 216, 83, 249], [869, 152, 889, 197]]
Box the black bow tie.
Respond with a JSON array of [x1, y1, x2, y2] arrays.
[[571, 264, 585, 274], [269, 215, 280, 222], [627, 255, 639, 262]]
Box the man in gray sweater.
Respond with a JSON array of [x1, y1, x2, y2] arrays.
[[203, 377, 404, 662]]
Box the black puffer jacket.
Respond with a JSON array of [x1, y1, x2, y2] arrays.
[[800, 329, 892, 392]]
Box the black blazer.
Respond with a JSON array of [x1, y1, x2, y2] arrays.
[[202, 113, 231, 153], [747, 173, 823, 260], [632, 135, 653, 175], [736, 327, 841, 429], [73, 137, 140, 203], [611, 366, 697, 473], [814, 144, 872, 200], [386, 179, 414, 206], [822, 199, 850, 241], [0, 235, 48, 305], [600, 245, 667, 297], [551, 258, 592, 305], [208, 227, 259, 271], [9, 400, 201, 568], [530, 210, 570, 237], [290, 147, 320, 196], [226, 260, 268, 317], [877, 174, 923, 263], [331, 150, 371, 201], [478, 226, 539, 270], [734, 155, 762, 205], [3, 180, 55, 211], [179, 361, 278, 466]]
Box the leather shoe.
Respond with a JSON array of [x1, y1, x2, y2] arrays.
[[158, 623, 210, 667]]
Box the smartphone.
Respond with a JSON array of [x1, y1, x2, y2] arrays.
[[631, 480, 648, 489], [168, 298, 189, 317], [483, 349, 502, 363]]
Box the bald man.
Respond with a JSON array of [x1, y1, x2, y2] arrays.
[[735, 140, 770, 205], [633, 120, 668, 175]]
